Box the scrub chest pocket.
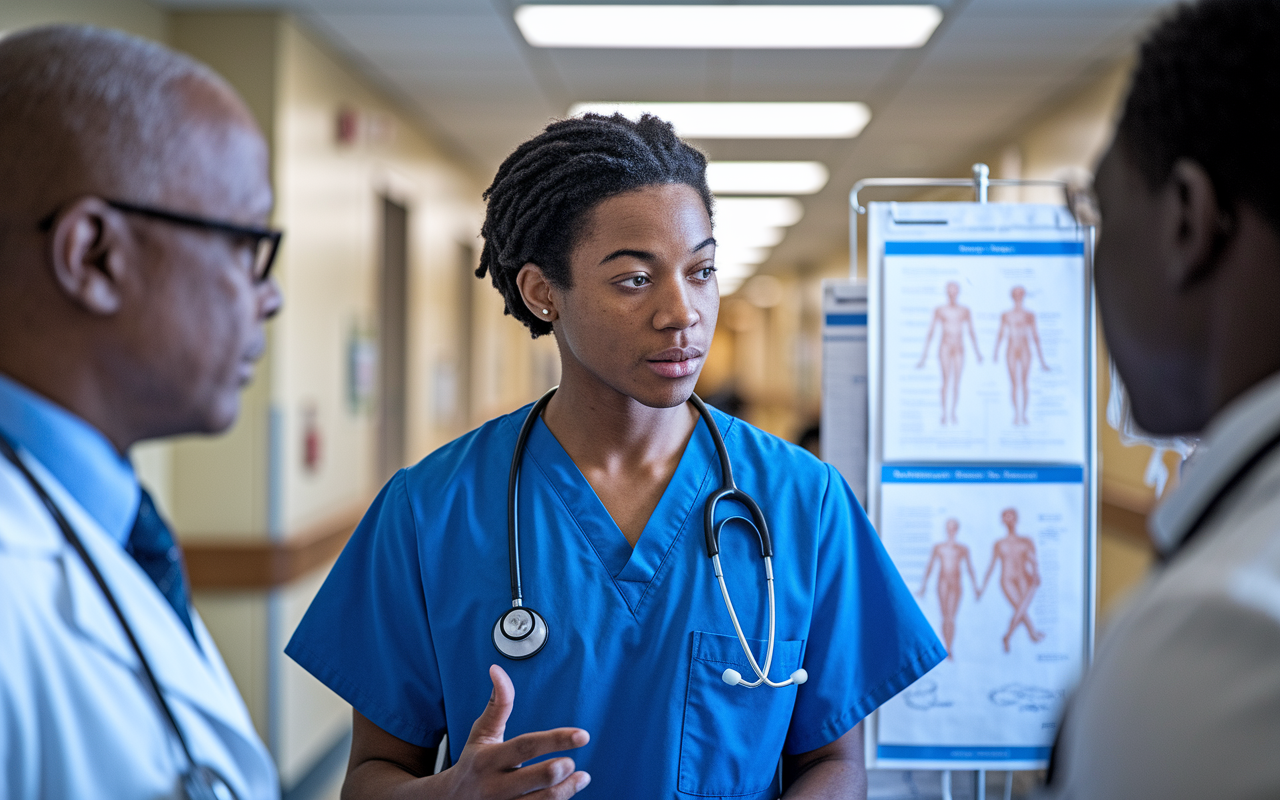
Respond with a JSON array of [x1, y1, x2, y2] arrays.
[[679, 631, 804, 798]]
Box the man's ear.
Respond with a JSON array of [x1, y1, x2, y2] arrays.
[[1162, 158, 1228, 289], [515, 262, 558, 322], [48, 196, 130, 315]]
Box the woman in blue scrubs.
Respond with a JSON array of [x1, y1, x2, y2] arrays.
[[287, 114, 944, 799]]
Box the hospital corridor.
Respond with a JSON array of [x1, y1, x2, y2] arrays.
[[1, 1, 1264, 799]]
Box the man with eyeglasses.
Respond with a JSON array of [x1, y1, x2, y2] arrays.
[[1048, 0, 1280, 797], [0, 25, 282, 800]]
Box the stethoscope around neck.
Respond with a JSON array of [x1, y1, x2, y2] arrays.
[[492, 387, 808, 689]]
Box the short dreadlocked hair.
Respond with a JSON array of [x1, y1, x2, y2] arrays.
[[477, 113, 713, 337], [1117, 0, 1280, 230]]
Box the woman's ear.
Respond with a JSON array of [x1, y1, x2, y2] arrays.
[[48, 196, 131, 316], [516, 262, 558, 322]]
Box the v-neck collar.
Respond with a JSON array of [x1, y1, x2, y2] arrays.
[[522, 410, 724, 614]]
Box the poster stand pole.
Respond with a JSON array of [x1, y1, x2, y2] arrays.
[[847, 162, 1068, 279]]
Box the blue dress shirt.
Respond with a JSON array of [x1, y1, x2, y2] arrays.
[[0, 373, 140, 545]]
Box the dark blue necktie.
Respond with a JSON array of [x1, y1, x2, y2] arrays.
[[125, 487, 196, 642]]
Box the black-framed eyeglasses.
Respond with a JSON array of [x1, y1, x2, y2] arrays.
[[39, 198, 283, 283]]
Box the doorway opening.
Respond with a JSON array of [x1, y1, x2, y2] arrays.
[[377, 196, 409, 484]]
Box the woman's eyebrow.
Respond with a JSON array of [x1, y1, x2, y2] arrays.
[[599, 248, 655, 265], [598, 237, 717, 266]]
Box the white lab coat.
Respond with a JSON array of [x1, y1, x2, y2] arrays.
[[0, 445, 278, 799]]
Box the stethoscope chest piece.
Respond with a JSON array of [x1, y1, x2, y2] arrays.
[[493, 606, 548, 660]]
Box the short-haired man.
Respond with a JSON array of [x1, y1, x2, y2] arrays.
[[1051, 0, 1280, 796], [0, 26, 282, 799]]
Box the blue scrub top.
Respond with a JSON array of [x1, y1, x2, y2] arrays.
[[287, 404, 943, 798]]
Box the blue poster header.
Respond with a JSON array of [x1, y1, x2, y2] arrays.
[[825, 313, 867, 326], [884, 241, 1084, 256], [877, 744, 1051, 762], [882, 465, 1083, 484]]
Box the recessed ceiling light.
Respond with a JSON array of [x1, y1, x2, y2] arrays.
[[711, 225, 786, 249], [713, 245, 770, 266], [516, 5, 943, 49], [569, 102, 870, 139], [714, 197, 804, 228], [708, 161, 830, 195]]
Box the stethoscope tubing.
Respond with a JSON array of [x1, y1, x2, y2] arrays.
[[499, 387, 805, 688], [505, 388, 557, 607]]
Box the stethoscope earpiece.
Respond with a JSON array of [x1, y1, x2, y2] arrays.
[[721, 667, 808, 688]]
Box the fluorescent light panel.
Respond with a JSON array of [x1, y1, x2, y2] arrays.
[[717, 262, 760, 278], [714, 197, 804, 228], [516, 5, 943, 49], [708, 161, 829, 195], [712, 225, 785, 249], [569, 102, 870, 139], [714, 245, 769, 266]]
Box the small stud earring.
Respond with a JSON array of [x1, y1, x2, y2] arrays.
[[541, 309, 550, 315]]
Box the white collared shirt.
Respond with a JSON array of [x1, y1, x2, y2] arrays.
[[1051, 371, 1280, 799]]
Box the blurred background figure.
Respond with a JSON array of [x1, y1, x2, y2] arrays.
[[0, 25, 282, 800], [797, 422, 822, 458]]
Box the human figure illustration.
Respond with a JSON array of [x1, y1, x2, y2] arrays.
[[915, 518, 979, 660], [916, 282, 982, 425], [979, 508, 1045, 652], [992, 286, 1050, 425]]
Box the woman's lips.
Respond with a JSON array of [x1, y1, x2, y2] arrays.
[[647, 347, 704, 379]]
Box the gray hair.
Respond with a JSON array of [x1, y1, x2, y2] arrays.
[[0, 25, 233, 211]]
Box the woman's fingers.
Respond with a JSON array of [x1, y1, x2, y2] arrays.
[[514, 769, 592, 800], [467, 665, 516, 746], [499, 727, 590, 768]]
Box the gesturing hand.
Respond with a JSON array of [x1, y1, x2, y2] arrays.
[[439, 665, 591, 799]]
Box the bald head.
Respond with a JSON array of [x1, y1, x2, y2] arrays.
[[0, 25, 279, 452], [0, 25, 255, 220]]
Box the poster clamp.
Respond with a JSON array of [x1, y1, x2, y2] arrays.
[[851, 165, 1085, 800], [848, 162, 1069, 278]]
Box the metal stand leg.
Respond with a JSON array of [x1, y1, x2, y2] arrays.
[[1003, 771, 1014, 800], [941, 770, 953, 800], [976, 769, 986, 800]]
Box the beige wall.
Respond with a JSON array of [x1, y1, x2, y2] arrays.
[[0, 0, 164, 40]]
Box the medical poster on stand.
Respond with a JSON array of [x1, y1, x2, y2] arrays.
[[863, 201, 1095, 771], [875, 465, 1085, 768], [882, 236, 1087, 464]]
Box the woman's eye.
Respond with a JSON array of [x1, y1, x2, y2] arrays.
[[697, 266, 717, 280], [626, 275, 650, 287]]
